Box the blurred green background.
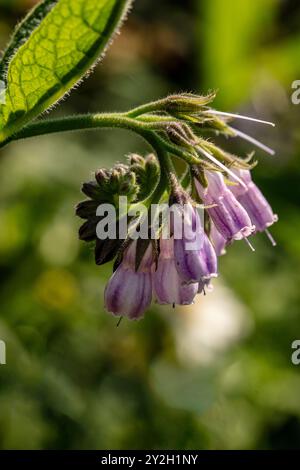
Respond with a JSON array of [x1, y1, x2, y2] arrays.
[[0, 0, 300, 450]]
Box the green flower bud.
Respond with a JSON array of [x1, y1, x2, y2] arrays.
[[77, 161, 139, 266], [128, 153, 145, 167], [165, 92, 216, 114]]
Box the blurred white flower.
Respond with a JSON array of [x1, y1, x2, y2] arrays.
[[171, 280, 254, 365]]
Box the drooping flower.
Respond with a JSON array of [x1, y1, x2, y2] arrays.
[[195, 171, 255, 242], [174, 229, 218, 283], [171, 202, 218, 283], [229, 169, 278, 242], [153, 238, 198, 305], [104, 241, 153, 320], [198, 278, 214, 295], [210, 222, 227, 256]]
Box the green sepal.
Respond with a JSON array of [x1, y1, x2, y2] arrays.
[[95, 236, 124, 266], [82, 164, 139, 207]]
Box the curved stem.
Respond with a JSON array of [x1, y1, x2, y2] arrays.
[[1, 113, 149, 147], [180, 166, 192, 189], [144, 132, 185, 198], [7, 112, 199, 166], [0, 113, 201, 178], [152, 133, 200, 166], [136, 162, 168, 210], [126, 99, 168, 118], [147, 166, 169, 206], [137, 115, 176, 123]]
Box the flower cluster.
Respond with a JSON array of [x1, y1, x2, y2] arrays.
[[77, 92, 278, 321], [102, 168, 277, 319]]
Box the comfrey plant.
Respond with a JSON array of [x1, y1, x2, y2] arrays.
[[0, 0, 278, 321]]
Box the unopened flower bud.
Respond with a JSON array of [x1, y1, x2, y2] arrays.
[[129, 153, 145, 167], [167, 122, 197, 149], [95, 168, 111, 186], [165, 92, 216, 114]]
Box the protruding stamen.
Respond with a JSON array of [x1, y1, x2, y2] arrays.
[[229, 126, 275, 156], [197, 146, 248, 190], [244, 237, 256, 252], [265, 229, 277, 247], [204, 110, 275, 127], [117, 317, 123, 327]]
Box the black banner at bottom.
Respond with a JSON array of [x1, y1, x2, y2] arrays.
[[0, 450, 297, 466]]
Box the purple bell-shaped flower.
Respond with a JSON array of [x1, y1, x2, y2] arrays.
[[210, 222, 227, 256], [104, 241, 153, 320], [229, 169, 278, 244], [172, 202, 218, 283], [153, 238, 198, 305], [195, 171, 255, 242]]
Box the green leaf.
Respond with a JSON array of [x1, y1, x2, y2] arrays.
[[0, 0, 132, 144], [0, 0, 58, 84]]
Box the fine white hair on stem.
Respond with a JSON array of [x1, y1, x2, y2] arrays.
[[229, 126, 275, 156], [197, 146, 248, 189], [203, 110, 275, 127]]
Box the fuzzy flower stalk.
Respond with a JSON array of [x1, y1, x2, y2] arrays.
[[76, 92, 278, 321]]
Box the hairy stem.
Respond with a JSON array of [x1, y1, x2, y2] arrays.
[[0, 113, 150, 147], [1, 113, 200, 168], [126, 100, 168, 118], [152, 133, 200, 166]]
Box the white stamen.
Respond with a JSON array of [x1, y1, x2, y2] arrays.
[[204, 110, 275, 127], [197, 146, 247, 190], [244, 237, 256, 252], [229, 126, 275, 156], [265, 229, 277, 247]]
